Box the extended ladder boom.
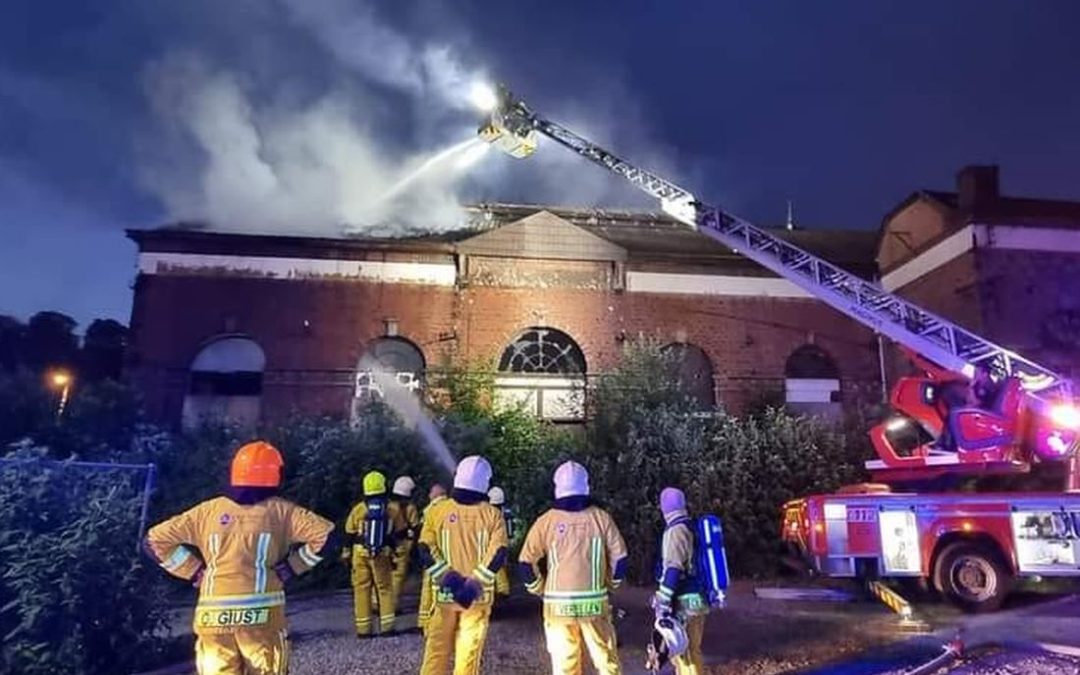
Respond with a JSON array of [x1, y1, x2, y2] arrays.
[[487, 87, 1069, 401]]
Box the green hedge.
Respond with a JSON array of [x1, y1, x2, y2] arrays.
[[0, 448, 171, 675], [583, 341, 869, 581]]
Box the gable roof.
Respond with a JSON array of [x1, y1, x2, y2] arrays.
[[457, 210, 627, 261]]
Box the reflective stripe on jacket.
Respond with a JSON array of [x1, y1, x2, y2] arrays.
[[519, 506, 627, 619], [146, 496, 333, 635]]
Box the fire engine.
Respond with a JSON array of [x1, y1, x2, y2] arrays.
[[475, 83, 1080, 612]]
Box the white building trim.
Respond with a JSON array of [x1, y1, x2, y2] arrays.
[[138, 252, 457, 286], [881, 224, 1080, 291], [880, 225, 975, 292], [975, 224, 1080, 254], [627, 271, 812, 298]]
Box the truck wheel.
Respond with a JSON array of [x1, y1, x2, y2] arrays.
[[934, 542, 1010, 613]]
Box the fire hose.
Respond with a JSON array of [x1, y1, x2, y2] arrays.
[[901, 638, 1080, 675]]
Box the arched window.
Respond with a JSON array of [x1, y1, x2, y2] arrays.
[[662, 342, 716, 408], [784, 344, 841, 418], [182, 336, 265, 430], [495, 327, 586, 421], [354, 337, 426, 408], [498, 327, 586, 374]]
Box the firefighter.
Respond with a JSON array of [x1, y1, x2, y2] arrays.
[[144, 440, 334, 675], [518, 461, 628, 675], [418, 483, 449, 635], [487, 486, 512, 597], [344, 470, 407, 638], [654, 487, 708, 675], [389, 475, 421, 606], [418, 457, 508, 675]]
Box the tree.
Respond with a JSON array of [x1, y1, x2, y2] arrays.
[[80, 319, 128, 382], [23, 312, 78, 373], [0, 315, 25, 372]]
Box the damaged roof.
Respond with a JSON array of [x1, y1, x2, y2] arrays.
[[129, 202, 879, 274]]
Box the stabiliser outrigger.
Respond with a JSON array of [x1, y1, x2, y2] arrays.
[[477, 83, 1080, 612]]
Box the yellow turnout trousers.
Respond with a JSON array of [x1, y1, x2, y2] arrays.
[[352, 549, 395, 635], [392, 541, 412, 603], [543, 615, 621, 675], [195, 628, 289, 675], [495, 567, 509, 596], [671, 614, 706, 675], [419, 602, 492, 675], [418, 571, 436, 633]]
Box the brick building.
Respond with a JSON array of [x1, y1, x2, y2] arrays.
[[125, 204, 883, 428], [125, 168, 1080, 430], [878, 166, 1080, 379]]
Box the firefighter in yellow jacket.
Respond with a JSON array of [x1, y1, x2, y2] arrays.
[[518, 461, 628, 675], [654, 487, 709, 675], [418, 457, 509, 675], [418, 483, 448, 635], [344, 471, 407, 638], [144, 441, 335, 675], [389, 475, 421, 605]]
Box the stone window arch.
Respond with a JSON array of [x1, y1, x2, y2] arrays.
[[495, 327, 586, 421], [182, 335, 265, 430]]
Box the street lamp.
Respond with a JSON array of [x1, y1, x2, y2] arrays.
[[47, 369, 73, 419]]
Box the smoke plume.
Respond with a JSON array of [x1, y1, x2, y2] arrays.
[[135, 1, 690, 236]]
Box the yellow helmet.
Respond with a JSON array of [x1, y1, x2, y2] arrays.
[[363, 471, 387, 496]]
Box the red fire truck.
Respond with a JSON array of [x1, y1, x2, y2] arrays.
[[476, 83, 1080, 612]]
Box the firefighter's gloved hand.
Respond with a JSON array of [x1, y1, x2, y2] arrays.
[[454, 578, 484, 609], [651, 593, 671, 619], [274, 560, 295, 584], [440, 570, 466, 596], [191, 564, 205, 589]]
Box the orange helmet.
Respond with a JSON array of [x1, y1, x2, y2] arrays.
[[230, 441, 284, 488]]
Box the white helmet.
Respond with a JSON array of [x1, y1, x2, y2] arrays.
[[654, 613, 688, 657], [488, 486, 505, 506], [392, 476, 416, 498]]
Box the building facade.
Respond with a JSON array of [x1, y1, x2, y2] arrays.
[[125, 167, 1080, 430], [878, 166, 1080, 380], [126, 204, 883, 428]]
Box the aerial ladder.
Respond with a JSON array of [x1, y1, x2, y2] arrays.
[[477, 84, 1080, 484]]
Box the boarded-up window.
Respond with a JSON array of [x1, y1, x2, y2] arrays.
[[182, 336, 265, 430], [662, 342, 716, 408], [784, 344, 841, 419]]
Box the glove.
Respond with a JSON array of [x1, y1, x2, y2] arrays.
[[453, 578, 483, 609], [439, 571, 466, 596], [651, 593, 671, 619], [274, 560, 295, 584], [191, 564, 205, 589]]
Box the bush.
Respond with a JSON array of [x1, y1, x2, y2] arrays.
[[0, 447, 170, 675], [583, 341, 868, 582]]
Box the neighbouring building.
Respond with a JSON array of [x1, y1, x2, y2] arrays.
[[878, 165, 1080, 379]]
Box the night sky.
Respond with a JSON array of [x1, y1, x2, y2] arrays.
[[3, 1, 1080, 328]]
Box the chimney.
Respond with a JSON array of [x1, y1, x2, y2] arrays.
[[956, 165, 999, 211]]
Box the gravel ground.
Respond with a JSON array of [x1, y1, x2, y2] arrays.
[[144, 580, 1080, 675]]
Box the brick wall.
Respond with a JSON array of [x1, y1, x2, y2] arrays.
[[128, 263, 882, 423]]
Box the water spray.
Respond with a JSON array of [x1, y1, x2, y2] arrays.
[[360, 363, 457, 474]]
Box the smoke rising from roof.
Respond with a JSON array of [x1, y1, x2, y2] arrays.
[[134, 0, 691, 236]]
